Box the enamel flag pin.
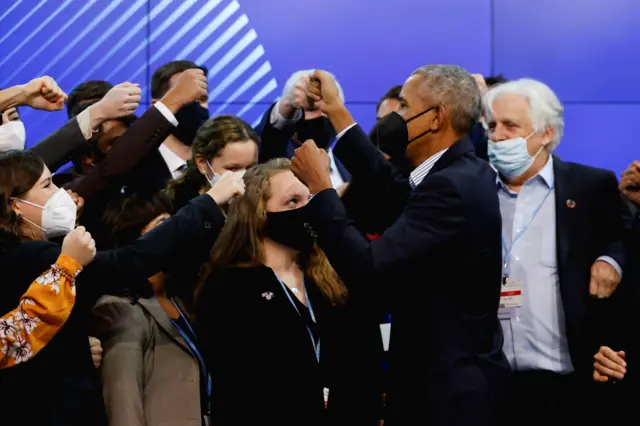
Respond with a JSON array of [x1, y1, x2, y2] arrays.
[[261, 291, 274, 300], [566, 199, 576, 209]]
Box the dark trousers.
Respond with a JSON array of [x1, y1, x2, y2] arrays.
[[500, 370, 587, 426]]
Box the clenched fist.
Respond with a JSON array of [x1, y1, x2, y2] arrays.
[[161, 68, 208, 113], [208, 171, 246, 205], [61, 226, 96, 267], [21, 76, 68, 111], [93, 82, 141, 120]]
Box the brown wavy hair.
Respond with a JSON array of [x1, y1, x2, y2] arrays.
[[196, 158, 347, 306], [0, 150, 45, 251], [165, 115, 259, 210]]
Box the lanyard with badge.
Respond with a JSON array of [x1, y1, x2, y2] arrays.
[[273, 273, 329, 408], [168, 298, 212, 416], [500, 186, 555, 310]]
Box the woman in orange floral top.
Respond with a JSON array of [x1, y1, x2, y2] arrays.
[[0, 227, 96, 369]]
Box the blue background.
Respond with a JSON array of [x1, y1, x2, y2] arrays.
[[1, 0, 638, 175]]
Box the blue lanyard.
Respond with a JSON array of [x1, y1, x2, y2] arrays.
[[274, 273, 320, 363], [502, 186, 555, 280], [169, 299, 213, 407]]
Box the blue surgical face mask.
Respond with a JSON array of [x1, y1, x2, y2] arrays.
[[488, 132, 544, 179]]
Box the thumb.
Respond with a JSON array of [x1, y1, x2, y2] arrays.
[[589, 276, 598, 296]]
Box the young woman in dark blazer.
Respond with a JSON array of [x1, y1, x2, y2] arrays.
[[195, 159, 383, 426], [0, 150, 244, 426]]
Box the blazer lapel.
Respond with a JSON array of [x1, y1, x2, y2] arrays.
[[552, 156, 572, 284], [136, 298, 192, 355]]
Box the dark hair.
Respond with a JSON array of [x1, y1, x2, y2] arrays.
[[376, 85, 402, 114], [67, 80, 113, 119], [151, 60, 208, 99], [100, 191, 173, 249], [165, 115, 260, 210], [0, 150, 45, 251], [484, 75, 508, 88]]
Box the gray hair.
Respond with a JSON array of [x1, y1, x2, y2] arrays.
[[411, 65, 481, 134], [283, 69, 345, 103], [484, 78, 564, 150]]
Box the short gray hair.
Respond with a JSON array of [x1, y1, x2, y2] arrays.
[[484, 78, 564, 150], [411, 65, 481, 134], [283, 69, 345, 103]]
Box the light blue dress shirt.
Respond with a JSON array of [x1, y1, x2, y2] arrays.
[[498, 156, 621, 373]]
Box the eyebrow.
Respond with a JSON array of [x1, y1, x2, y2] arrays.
[[41, 176, 52, 186]]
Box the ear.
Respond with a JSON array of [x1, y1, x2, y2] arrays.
[[194, 154, 208, 175], [10, 198, 21, 217], [541, 127, 555, 148], [430, 105, 444, 131]]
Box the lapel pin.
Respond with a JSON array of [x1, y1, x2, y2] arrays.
[[261, 291, 274, 300], [566, 199, 576, 209]]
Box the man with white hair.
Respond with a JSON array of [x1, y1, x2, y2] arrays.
[[255, 69, 351, 190], [485, 78, 627, 425]]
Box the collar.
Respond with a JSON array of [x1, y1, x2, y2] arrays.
[[409, 148, 449, 188], [158, 143, 187, 173], [495, 154, 555, 190]]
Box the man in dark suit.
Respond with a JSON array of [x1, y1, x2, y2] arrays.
[[291, 66, 509, 426], [483, 78, 627, 425], [255, 70, 351, 190]]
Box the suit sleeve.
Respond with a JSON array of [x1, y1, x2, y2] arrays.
[[333, 125, 411, 210], [86, 194, 225, 303], [65, 106, 173, 201], [29, 117, 88, 172], [91, 300, 148, 426], [598, 171, 628, 272], [307, 174, 465, 288], [255, 102, 298, 162]]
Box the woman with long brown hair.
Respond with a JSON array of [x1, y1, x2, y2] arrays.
[[195, 158, 383, 426]]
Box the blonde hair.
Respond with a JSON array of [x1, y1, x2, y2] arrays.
[[196, 158, 347, 306]]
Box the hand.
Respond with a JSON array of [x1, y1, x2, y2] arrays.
[[92, 82, 141, 122], [284, 73, 315, 110], [89, 336, 103, 369], [20, 76, 67, 111], [66, 190, 84, 222], [593, 346, 626, 382], [291, 140, 333, 194], [61, 226, 96, 267], [207, 171, 245, 205], [304, 70, 344, 114], [472, 74, 488, 96], [161, 68, 208, 113], [589, 260, 621, 298], [620, 161, 640, 207]]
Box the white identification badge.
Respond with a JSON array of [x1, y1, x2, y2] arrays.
[[500, 278, 523, 309], [380, 323, 391, 352], [323, 387, 330, 409]]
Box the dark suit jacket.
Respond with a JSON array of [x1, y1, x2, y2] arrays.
[[195, 265, 383, 426], [0, 195, 224, 426], [30, 116, 87, 172], [550, 157, 628, 378], [255, 103, 351, 182], [305, 125, 509, 426]]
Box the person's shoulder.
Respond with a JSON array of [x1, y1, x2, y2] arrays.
[[556, 157, 617, 188], [1, 240, 61, 269], [91, 295, 148, 337]]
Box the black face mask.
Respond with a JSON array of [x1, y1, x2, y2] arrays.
[[295, 116, 337, 150], [263, 205, 316, 253], [369, 108, 437, 160], [171, 102, 210, 146]]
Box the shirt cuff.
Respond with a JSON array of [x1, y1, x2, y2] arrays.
[[336, 123, 357, 140], [269, 99, 303, 130], [154, 101, 178, 126], [56, 254, 83, 277], [596, 256, 623, 278], [76, 108, 94, 141]]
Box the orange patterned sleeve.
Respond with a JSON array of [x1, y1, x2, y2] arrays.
[[0, 254, 82, 369]]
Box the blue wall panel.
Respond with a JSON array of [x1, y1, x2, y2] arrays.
[[0, 0, 637, 175]]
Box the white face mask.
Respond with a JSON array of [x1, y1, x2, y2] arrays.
[[0, 120, 26, 151], [205, 161, 246, 186], [15, 188, 77, 238], [488, 132, 544, 179]]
